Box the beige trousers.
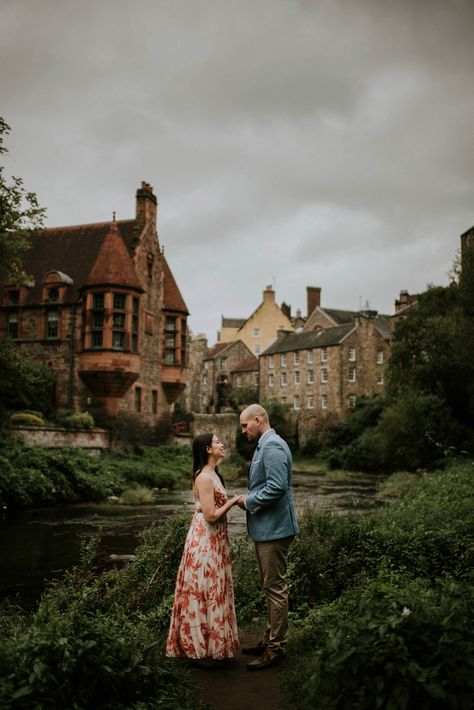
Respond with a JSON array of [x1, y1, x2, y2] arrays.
[[254, 536, 294, 654]]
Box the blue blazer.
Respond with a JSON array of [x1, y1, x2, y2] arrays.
[[245, 429, 299, 542]]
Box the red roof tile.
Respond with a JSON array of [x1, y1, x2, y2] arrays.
[[85, 221, 143, 291], [162, 254, 189, 314]]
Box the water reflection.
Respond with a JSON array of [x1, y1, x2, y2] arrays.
[[0, 471, 387, 606]]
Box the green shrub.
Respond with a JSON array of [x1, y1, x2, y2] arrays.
[[119, 485, 155, 505], [54, 411, 95, 430], [284, 573, 474, 709], [0, 515, 201, 709], [10, 412, 45, 427]]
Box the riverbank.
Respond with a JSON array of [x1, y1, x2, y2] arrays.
[[0, 459, 472, 708]]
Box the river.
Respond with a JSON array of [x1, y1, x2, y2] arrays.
[[0, 471, 387, 606]]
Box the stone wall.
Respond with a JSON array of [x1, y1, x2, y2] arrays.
[[192, 413, 237, 454], [11, 426, 112, 454]]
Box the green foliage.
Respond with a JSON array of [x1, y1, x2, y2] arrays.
[[0, 516, 200, 709], [0, 438, 193, 509], [119, 485, 155, 505], [0, 341, 55, 420], [10, 411, 45, 427], [0, 117, 46, 282], [53, 411, 95, 430], [376, 471, 420, 498], [282, 461, 474, 708], [284, 573, 474, 710]]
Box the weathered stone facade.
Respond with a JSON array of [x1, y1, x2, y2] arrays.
[[0, 183, 188, 436], [259, 312, 390, 447]]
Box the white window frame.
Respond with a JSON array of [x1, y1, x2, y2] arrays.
[[377, 372, 384, 385], [307, 350, 314, 364], [294, 351, 300, 366], [348, 347, 356, 362], [307, 395, 314, 409], [293, 395, 300, 410], [280, 353, 287, 367], [377, 350, 384, 364], [268, 354, 274, 369], [321, 394, 328, 410], [268, 373, 274, 387], [349, 367, 356, 383], [348, 395, 356, 408], [321, 347, 328, 362], [307, 369, 314, 384], [321, 368, 328, 384], [294, 370, 300, 385], [281, 372, 287, 387]]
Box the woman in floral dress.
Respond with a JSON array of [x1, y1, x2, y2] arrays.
[[166, 432, 240, 662]]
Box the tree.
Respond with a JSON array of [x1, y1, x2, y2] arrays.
[[0, 117, 45, 282]]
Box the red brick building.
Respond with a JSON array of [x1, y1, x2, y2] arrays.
[[0, 182, 188, 432]]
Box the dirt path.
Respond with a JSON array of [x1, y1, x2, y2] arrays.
[[191, 630, 287, 710]]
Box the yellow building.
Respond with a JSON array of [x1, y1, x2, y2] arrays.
[[218, 285, 294, 355]]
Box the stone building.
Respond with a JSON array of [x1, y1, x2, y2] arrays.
[[217, 285, 294, 355], [185, 336, 254, 413], [259, 310, 391, 447], [0, 182, 188, 433]]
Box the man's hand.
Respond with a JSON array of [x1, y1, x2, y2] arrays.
[[236, 494, 246, 510]]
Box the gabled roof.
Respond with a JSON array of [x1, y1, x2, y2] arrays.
[[318, 307, 359, 325], [206, 342, 231, 359], [85, 221, 143, 291], [162, 255, 189, 314], [262, 323, 356, 355], [231, 356, 258, 373]]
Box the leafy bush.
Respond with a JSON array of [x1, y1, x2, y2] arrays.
[[53, 411, 95, 430], [0, 341, 54, 418], [284, 573, 474, 710], [0, 516, 200, 709], [10, 411, 45, 427], [119, 485, 155, 505]]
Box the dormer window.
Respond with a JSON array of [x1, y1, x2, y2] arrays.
[[48, 287, 59, 302]]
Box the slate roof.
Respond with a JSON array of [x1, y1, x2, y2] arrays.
[[262, 323, 356, 355], [1, 217, 188, 314], [320, 308, 360, 324], [206, 342, 231, 359]]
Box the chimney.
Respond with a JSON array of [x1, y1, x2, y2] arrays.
[[263, 284, 275, 303], [307, 286, 321, 317], [281, 301, 291, 319], [136, 181, 157, 228]]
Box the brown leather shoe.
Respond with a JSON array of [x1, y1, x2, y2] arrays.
[[246, 650, 283, 671], [242, 641, 267, 656]]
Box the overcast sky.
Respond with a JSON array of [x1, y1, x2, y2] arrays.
[[1, 0, 473, 341]]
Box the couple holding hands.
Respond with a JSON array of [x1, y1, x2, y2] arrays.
[[166, 403, 299, 671]]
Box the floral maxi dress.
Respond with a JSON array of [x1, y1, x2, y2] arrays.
[[165, 486, 240, 659]]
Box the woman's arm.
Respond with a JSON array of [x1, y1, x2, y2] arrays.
[[195, 474, 239, 524]]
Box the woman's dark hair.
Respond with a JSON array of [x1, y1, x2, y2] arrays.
[[192, 432, 224, 486]]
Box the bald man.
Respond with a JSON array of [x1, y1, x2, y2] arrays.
[[237, 404, 299, 670]]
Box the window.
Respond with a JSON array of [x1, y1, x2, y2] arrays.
[[293, 395, 300, 410], [294, 371, 300, 385], [321, 394, 328, 410], [131, 297, 139, 353], [7, 311, 19, 339], [236, 375, 243, 387], [164, 316, 177, 364], [46, 309, 59, 339], [321, 368, 328, 384], [348, 395, 356, 408], [204, 361, 209, 369], [280, 395, 287, 404], [91, 293, 104, 349], [151, 390, 158, 415], [307, 350, 314, 364], [220, 357, 227, 371], [349, 367, 356, 383], [135, 387, 142, 413], [377, 350, 384, 364], [253, 328, 260, 337], [180, 318, 187, 366], [294, 352, 300, 366], [268, 373, 274, 387], [307, 369, 314, 384], [255, 345, 261, 354], [280, 353, 286, 367], [377, 372, 384, 385], [268, 355, 274, 369], [321, 348, 328, 362], [48, 287, 59, 302], [112, 293, 126, 351], [348, 347, 356, 362], [281, 372, 287, 387], [202, 372, 208, 386], [307, 395, 314, 409]]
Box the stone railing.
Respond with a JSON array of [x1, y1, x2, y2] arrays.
[[11, 426, 112, 454]]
